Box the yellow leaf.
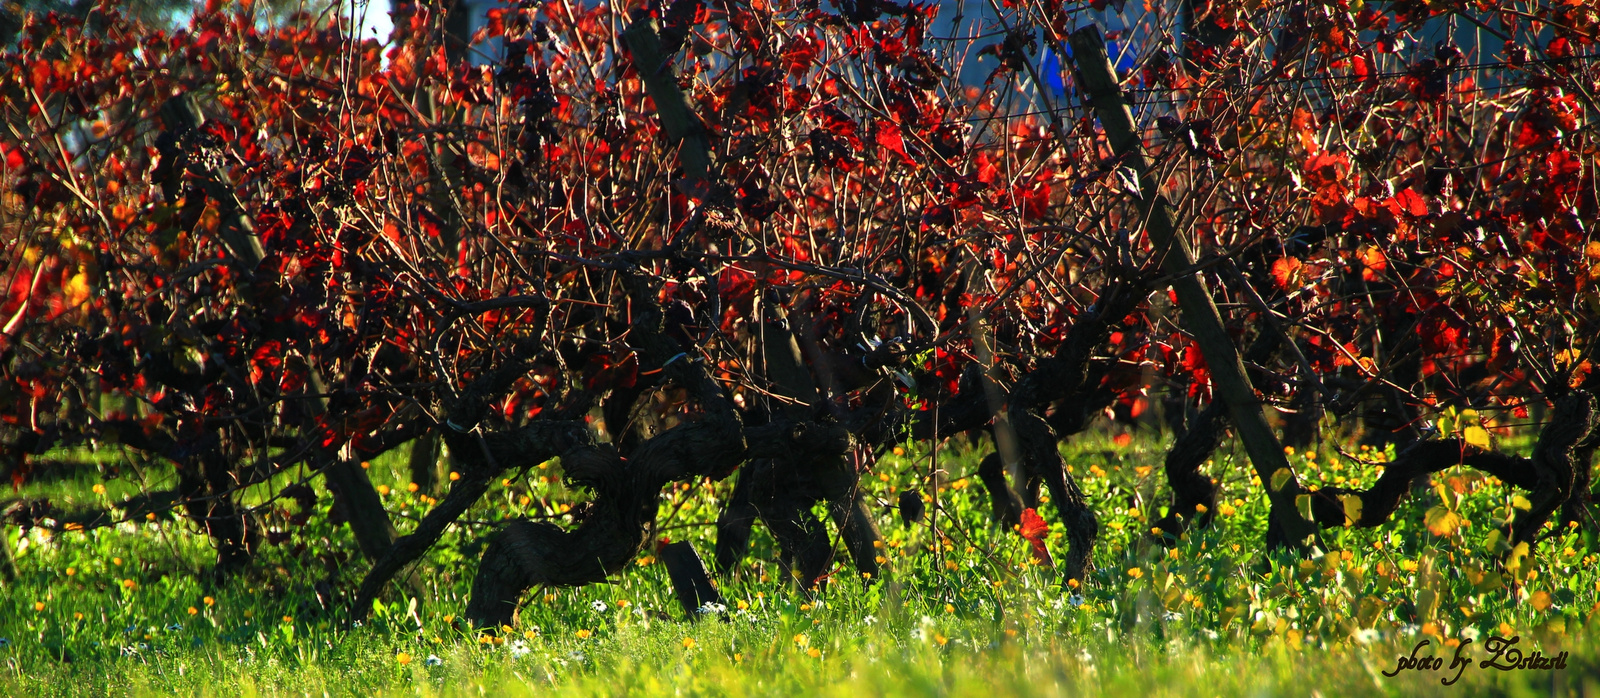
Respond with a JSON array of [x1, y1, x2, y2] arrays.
[[1472, 570, 1504, 593], [1340, 494, 1364, 527], [1462, 426, 1491, 449], [65, 272, 91, 307], [1529, 590, 1553, 612], [1356, 597, 1385, 628], [1417, 588, 1441, 622], [1295, 494, 1314, 523], [1511, 495, 1532, 511], [1505, 542, 1531, 577], [1424, 505, 1461, 536], [1271, 467, 1294, 492]]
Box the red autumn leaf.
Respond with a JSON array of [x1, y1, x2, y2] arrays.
[[975, 151, 1001, 185], [1350, 54, 1371, 82], [1303, 151, 1348, 189], [1393, 187, 1428, 217], [874, 121, 913, 165], [249, 340, 284, 386], [0, 142, 23, 170], [1017, 507, 1053, 565]]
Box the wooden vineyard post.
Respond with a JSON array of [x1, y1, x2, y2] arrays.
[[622, 16, 713, 181], [1065, 26, 1317, 548]]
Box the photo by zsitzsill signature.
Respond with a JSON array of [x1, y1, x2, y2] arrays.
[[1382, 634, 1569, 685]]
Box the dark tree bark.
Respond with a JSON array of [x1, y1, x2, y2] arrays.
[[711, 304, 885, 591], [408, 433, 443, 496], [461, 269, 748, 627], [976, 452, 1023, 529], [1298, 390, 1597, 575], [660, 541, 724, 619], [1151, 402, 1226, 538], [713, 433, 872, 591], [1153, 331, 1282, 538], [0, 523, 13, 585]]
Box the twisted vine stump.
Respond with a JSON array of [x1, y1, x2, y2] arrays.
[[660, 541, 725, 619], [1294, 390, 1597, 580], [461, 268, 752, 627], [465, 432, 741, 627], [1150, 403, 1226, 538], [713, 305, 886, 591], [1152, 332, 1283, 538], [965, 280, 1141, 586], [713, 435, 879, 590]]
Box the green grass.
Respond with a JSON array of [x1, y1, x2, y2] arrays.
[[3, 430, 1599, 696]]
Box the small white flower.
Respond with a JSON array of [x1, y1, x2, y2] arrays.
[[1068, 595, 1085, 607], [165, 623, 183, 632], [591, 600, 608, 613], [698, 602, 727, 614], [1398, 624, 1420, 636], [862, 615, 877, 626], [509, 641, 531, 658], [1202, 629, 1219, 640], [1162, 612, 1182, 622], [352, 621, 363, 628], [1461, 627, 1482, 642], [424, 655, 443, 667], [1354, 628, 1382, 645], [568, 650, 587, 663]]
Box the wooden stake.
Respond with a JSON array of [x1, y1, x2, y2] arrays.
[[1065, 25, 1316, 548]]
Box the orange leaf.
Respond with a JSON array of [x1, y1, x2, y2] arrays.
[[1271, 257, 1303, 290]]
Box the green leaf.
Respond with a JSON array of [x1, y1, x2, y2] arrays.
[[1416, 588, 1441, 622], [1295, 494, 1314, 523], [1484, 528, 1511, 554], [1356, 596, 1385, 628]]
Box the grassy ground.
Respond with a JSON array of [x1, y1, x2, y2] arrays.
[[3, 428, 1599, 696]]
